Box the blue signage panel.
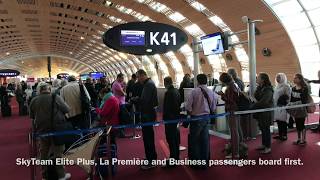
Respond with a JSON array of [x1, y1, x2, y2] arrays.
[[121, 30, 145, 46], [90, 72, 105, 80]]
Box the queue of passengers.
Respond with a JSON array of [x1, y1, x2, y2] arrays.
[[27, 68, 320, 179]]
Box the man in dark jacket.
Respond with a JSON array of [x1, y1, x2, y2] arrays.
[[135, 69, 158, 170], [227, 68, 244, 91], [126, 74, 137, 102], [163, 76, 181, 167], [85, 77, 98, 107]]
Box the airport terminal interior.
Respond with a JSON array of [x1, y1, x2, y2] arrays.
[[1, 0, 320, 180]]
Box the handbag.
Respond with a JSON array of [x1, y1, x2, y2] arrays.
[[306, 95, 316, 113], [286, 101, 307, 118], [50, 94, 74, 146], [199, 87, 215, 124]]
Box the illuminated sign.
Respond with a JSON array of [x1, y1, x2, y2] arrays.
[[103, 21, 188, 55], [0, 69, 20, 77]]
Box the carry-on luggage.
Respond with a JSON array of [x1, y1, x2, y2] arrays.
[[96, 142, 117, 178]]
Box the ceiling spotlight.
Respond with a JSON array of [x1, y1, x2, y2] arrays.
[[80, 36, 85, 40], [69, 52, 73, 54], [146, 49, 152, 53], [6, 52, 10, 55]]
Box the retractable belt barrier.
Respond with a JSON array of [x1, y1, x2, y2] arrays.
[[34, 102, 319, 138]]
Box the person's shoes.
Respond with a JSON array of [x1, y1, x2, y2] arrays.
[[225, 153, 232, 159], [58, 173, 71, 180], [273, 135, 281, 139], [255, 145, 265, 151], [260, 148, 271, 154], [161, 159, 176, 168], [299, 141, 307, 146], [293, 140, 301, 145], [141, 164, 156, 170], [311, 126, 320, 133], [179, 146, 187, 151]]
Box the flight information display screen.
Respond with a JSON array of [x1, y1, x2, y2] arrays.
[[201, 32, 225, 55], [90, 72, 105, 80], [121, 30, 145, 46]]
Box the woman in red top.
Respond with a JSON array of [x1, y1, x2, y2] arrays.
[[95, 87, 120, 144]]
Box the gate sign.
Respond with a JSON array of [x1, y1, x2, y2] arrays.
[[103, 21, 188, 55], [0, 69, 20, 77]]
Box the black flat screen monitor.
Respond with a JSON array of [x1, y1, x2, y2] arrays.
[[201, 32, 225, 55]]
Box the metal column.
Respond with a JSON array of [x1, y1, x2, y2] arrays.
[[192, 36, 200, 87], [248, 21, 257, 96]]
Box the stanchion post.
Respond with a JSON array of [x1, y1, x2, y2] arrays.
[[131, 104, 141, 139]]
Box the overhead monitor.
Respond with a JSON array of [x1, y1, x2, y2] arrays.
[[201, 32, 225, 56], [57, 73, 69, 79], [80, 74, 90, 81], [121, 30, 145, 46], [90, 72, 105, 80]]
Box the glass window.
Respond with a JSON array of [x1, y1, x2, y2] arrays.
[[308, 8, 320, 26]]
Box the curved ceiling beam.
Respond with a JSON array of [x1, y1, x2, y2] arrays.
[[0, 54, 96, 72]]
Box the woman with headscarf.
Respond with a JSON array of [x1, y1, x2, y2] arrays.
[[273, 73, 291, 141]]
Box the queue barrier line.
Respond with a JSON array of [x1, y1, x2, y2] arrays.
[[34, 112, 230, 138], [234, 102, 320, 115], [34, 101, 320, 138]]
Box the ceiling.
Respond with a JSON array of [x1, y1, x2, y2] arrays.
[[0, 0, 308, 87], [1, 56, 90, 77]]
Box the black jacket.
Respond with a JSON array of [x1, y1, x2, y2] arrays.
[[251, 85, 274, 126], [140, 78, 158, 121], [163, 85, 181, 121], [85, 82, 98, 107]]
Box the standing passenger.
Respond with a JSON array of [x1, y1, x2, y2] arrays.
[[163, 77, 181, 167], [135, 70, 158, 170], [309, 70, 320, 132], [218, 73, 244, 158], [60, 75, 91, 129], [290, 74, 309, 145], [251, 73, 274, 154], [29, 83, 71, 180], [185, 74, 218, 167], [273, 73, 291, 141]]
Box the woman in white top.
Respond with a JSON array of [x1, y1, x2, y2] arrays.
[[273, 73, 291, 141]]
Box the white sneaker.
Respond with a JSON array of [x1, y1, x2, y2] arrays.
[[140, 164, 156, 170], [260, 148, 271, 154], [58, 173, 71, 180], [179, 146, 186, 151]]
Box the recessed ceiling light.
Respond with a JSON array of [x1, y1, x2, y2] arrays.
[[80, 36, 85, 40], [146, 49, 152, 52], [6, 52, 10, 55], [69, 52, 73, 54]]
